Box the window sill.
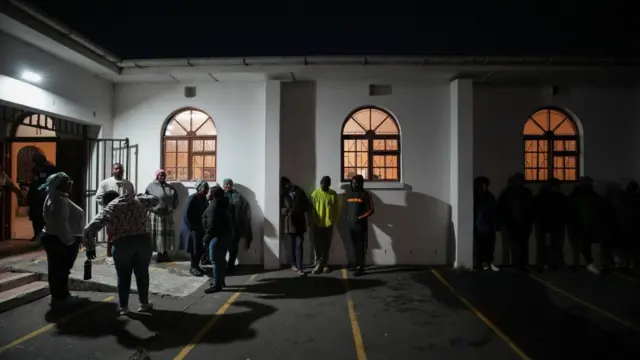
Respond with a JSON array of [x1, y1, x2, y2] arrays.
[[340, 182, 406, 190]]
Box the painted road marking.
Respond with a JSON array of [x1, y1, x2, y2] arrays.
[[613, 271, 638, 284], [0, 295, 115, 355], [173, 273, 258, 360], [431, 269, 532, 360], [529, 274, 640, 331], [341, 269, 367, 360]]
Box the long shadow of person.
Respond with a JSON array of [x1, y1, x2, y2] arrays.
[[47, 300, 277, 353], [228, 183, 263, 272]]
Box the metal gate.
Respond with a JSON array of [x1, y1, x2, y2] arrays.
[[85, 138, 132, 243]]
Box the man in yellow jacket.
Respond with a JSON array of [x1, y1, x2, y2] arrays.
[[310, 176, 340, 274]]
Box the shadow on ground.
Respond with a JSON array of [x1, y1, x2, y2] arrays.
[[432, 269, 640, 359]]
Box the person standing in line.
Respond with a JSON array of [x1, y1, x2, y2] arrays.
[[178, 180, 210, 277], [222, 178, 253, 274], [533, 178, 568, 272], [84, 190, 159, 315], [497, 172, 534, 272], [39, 172, 87, 311], [27, 153, 57, 241], [145, 169, 178, 263], [0, 163, 26, 240], [567, 176, 605, 275], [310, 176, 339, 274], [203, 185, 234, 293], [474, 176, 499, 272], [95, 163, 135, 265], [281, 176, 311, 276], [344, 175, 375, 276]]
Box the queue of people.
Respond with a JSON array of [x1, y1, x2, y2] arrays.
[[474, 172, 640, 274]]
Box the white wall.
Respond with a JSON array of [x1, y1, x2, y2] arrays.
[[474, 84, 640, 265], [0, 31, 114, 134], [281, 81, 453, 265], [113, 82, 267, 264]]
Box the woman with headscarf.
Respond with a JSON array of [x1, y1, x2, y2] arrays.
[[179, 180, 210, 276], [144, 169, 179, 262], [39, 172, 87, 311]]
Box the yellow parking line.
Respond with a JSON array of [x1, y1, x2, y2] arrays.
[[613, 271, 638, 283], [529, 274, 640, 331], [341, 269, 367, 360], [431, 269, 532, 360], [173, 273, 258, 360], [0, 295, 115, 355]]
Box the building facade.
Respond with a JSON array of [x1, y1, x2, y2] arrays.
[[2, 4, 640, 269]]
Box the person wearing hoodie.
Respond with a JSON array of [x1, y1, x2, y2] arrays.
[[567, 176, 605, 274], [281, 176, 311, 275], [178, 180, 210, 277], [310, 176, 340, 274], [533, 178, 568, 272], [497, 172, 534, 272], [222, 178, 253, 274], [344, 175, 375, 276], [474, 176, 499, 271]]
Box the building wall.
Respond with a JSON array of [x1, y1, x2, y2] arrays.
[[281, 81, 453, 265], [0, 31, 114, 137], [113, 82, 267, 264], [473, 84, 639, 264]]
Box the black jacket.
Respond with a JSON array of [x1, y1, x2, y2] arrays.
[[202, 197, 233, 244], [345, 188, 374, 228]]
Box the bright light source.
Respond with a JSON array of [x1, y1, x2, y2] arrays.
[[21, 71, 42, 83]]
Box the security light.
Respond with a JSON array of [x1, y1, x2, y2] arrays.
[[21, 71, 42, 83]]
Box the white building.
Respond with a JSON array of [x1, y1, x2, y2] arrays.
[[1, 2, 639, 269]]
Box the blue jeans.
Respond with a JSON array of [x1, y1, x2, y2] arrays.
[[209, 234, 230, 288], [288, 233, 304, 269], [112, 233, 153, 307]]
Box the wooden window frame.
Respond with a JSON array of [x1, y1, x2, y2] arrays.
[[523, 108, 580, 183], [161, 108, 218, 182], [340, 106, 401, 183]]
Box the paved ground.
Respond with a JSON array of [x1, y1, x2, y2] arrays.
[[0, 266, 639, 360]]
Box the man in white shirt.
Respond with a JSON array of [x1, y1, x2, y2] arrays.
[[95, 163, 135, 265]]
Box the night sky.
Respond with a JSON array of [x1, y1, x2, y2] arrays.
[[25, 0, 640, 60]]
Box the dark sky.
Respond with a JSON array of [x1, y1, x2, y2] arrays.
[[25, 0, 640, 60]]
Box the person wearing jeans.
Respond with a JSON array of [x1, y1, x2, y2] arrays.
[[281, 177, 310, 276], [84, 190, 159, 315], [310, 176, 339, 274], [40, 172, 86, 311], [203, 186, 233, 293]]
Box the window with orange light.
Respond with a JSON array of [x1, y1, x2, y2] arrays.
[[523, 108, 580, 182], [341, 107, 401, 182]]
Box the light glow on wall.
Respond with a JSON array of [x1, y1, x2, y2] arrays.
[[21, 70, 42, 83]]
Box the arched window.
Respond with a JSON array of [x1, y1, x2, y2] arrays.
[[15, 114, 56, 137], [161, 108, 217, 181], [524, 108, 579, 182], [341, 107, 401, 182]]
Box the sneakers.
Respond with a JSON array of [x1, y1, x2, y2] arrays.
[[323, 266, 331, 273], [105, 257, 115, 265], [482, 263, 500, 272], [138, 302, 153, 312], [118, 306, 129, 315], [190, 268, 204, 277], [311, 263, 322, 274], [291, 266, 305, 276], [204, 286, 222, 294]]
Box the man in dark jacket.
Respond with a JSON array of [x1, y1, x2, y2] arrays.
[[27, 153, 57, 241], [222, 178, 253, 274], [474, 176, 498, 271], [567, 176, 604, 274], [202, 186, 233, 293], [281, 176, 310, 276], [497, 172, 534, 272], [344, 175, 374, 276], [533, 178, 567, 272]]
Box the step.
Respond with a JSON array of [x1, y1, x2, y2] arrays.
[[0, 281, 50, 313], [0, 272, 40, 292]]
